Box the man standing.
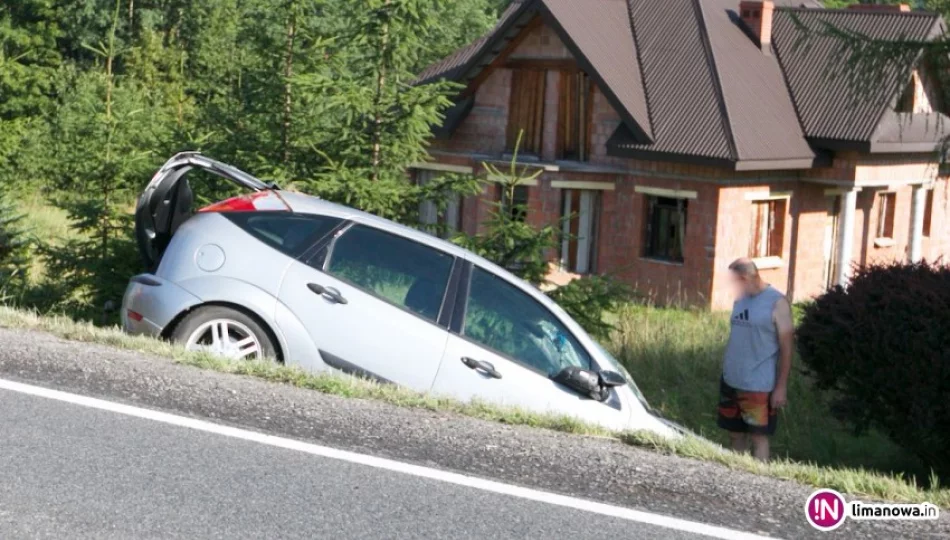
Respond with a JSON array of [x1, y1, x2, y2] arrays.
[[717, 258, 794, 462]]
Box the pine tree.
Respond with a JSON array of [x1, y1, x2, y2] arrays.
[[455, 136, 557, 285], [291, 0, 480, 224], [0, 190, 31, 303], [41, 0, 176, 320]]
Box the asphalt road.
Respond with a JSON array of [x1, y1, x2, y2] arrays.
[[0, 328, 946, 539], [1, 386, 713, 540]]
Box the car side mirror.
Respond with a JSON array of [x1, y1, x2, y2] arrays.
[[598, 370, 627, 388], [552, 366, 609, 401]]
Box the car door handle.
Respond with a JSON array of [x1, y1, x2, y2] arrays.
[[461, 357, 502, 379], [307, 283, 348, 305]]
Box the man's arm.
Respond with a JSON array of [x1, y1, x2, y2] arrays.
[[771, 297, 794, 408]]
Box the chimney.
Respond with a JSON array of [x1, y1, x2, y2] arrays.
[[740, 1, 775, 54], [846, 4, 911, 12]]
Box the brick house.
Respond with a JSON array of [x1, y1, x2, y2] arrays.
[[414, 0, 950, 310]]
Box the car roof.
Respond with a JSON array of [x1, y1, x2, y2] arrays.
[[278, 191, 565, 308]]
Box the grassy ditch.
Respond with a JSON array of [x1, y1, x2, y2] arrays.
[[612, 304, 929, 479], [0, 305, 947, 507]]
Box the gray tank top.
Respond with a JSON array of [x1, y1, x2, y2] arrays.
[[722, 285, 784, 392]]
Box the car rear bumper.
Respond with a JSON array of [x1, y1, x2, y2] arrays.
[[121, 274, 202, 336]]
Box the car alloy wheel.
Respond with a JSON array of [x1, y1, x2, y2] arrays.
[[184, 318, 263, 360]]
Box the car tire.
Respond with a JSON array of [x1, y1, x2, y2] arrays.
[[171, 306, 279, 362]]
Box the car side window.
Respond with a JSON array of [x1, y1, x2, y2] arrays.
[[324, 225, 455, 323], [223, 213, 341, 258], [463, 267, 590, 375]]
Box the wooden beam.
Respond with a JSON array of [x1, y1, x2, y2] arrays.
[[504, 58, 578, 71]]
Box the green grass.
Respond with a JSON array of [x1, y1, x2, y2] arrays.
[[17, 194, 80, 286], [0, 305, 948, 508], [19, 194, 75, 242], [612, 304, 929, 480]]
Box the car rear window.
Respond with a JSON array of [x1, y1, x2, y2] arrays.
[[224, 213, 341, 258]]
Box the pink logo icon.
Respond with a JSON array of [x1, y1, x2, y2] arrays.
[[805, 489, 847, 531]]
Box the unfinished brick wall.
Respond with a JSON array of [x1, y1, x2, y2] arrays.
[[430, 68, 511, 156], [508, 23, 572, 60], [711, 184, 794, 310], [787, 183, 837, 302], [596, 177, 719, 307]]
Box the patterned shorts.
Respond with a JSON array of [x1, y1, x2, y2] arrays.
[[716, 378, 777, 435]]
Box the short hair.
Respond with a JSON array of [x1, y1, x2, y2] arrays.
[[729, 258, 759, 278]]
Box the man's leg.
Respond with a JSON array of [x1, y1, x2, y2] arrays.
[[750, 434, 770, 462], [717, 378, 749, 452], [729, 431, 750, 453]]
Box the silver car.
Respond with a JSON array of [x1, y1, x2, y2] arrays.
[[123, 152, 679, 438]]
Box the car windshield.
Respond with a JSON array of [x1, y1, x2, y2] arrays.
[[593, 342, 652, 411]]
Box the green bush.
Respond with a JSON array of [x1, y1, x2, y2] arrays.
[[796, 261, 950, 476]]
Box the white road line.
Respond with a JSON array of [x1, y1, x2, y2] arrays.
[[0, 378, 776, 540]]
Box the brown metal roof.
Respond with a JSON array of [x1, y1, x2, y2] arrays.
[[420, 0, 944, 169], [542, 0, 653, 142], [701, 0, 816, 163], [772, 7, 942, 144], [613, 0, 735, 161]]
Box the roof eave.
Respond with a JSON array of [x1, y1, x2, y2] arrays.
[[432, 97, 475, 140], [733, 157, 817, 171], [806, 138, 871, 153], [868, 141, 946, 154], [605, 145, 737, 169], [808, 136, 945, 154], [606, 142, 817, 172]]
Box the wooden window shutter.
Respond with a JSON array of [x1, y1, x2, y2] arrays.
[[507, 70, 546, 155], [768, 200, 786, 257], [557, 71, 592, 161]]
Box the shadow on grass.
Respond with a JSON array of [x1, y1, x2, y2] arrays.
[[611, 304, 935, 487]]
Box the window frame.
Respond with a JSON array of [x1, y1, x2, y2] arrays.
[[309, 221, 462, 329], [876, 192, 897, 240], [498, 183, 530, 222], [454, 264, 593, 377], [643, 196, 688, 263], [413, 169, 464, 239], [749, 198, 787, 260], [560, 188, 601, 274], [223, 211, 344, 260]]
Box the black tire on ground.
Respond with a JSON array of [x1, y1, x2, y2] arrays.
[[170, 305, 279, 361]]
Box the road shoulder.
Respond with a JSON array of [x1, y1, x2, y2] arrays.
[[0, 328, 946, 539]]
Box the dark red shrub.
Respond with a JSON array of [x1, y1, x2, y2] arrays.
[[797, 261, 950, 476]]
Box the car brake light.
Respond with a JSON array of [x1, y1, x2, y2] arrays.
[[127, 310, 144, 322], [198, 191, 289, 213]]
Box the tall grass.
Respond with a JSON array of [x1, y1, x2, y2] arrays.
[[17, 194, 83, 286], [611, 303, 929, 482]]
